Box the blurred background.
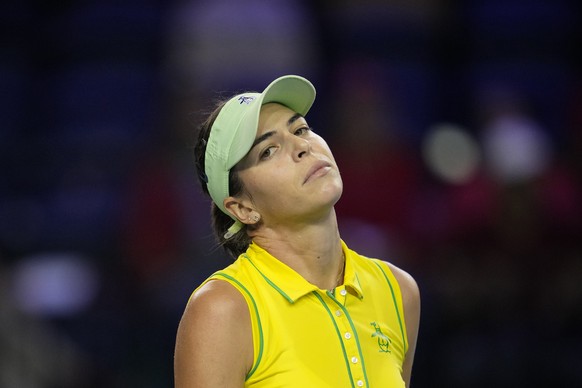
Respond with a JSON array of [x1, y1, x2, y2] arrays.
[[2, 0, 581, 387]]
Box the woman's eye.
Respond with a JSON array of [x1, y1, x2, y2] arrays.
[[294, 126, 311, 136], [260, 146, 275, 160]]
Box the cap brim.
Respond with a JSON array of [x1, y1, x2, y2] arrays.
[[261, 75, 316, 117]]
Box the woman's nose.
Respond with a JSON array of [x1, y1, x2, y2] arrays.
[[293, 137, 311, 161]]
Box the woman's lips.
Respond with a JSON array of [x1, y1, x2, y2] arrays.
[[304, 161, 332, 184]]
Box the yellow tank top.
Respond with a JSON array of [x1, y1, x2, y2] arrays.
[[197, 241, 408, 388]]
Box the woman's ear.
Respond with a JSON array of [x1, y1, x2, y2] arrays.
[[223, 197, 255, 225]]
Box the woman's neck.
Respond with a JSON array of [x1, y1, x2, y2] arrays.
[[250, 212, 344, 290]]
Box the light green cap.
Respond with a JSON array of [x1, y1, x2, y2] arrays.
[[204, 75, 316, 238]]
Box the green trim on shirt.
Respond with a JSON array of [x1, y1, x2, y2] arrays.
[[214, 272, 264, 380], [372, 261, 408, 353]]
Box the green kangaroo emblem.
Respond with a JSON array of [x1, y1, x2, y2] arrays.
[[370, 322, 391, 353]]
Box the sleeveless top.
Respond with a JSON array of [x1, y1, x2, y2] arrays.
[[195, 241, 408, 388]]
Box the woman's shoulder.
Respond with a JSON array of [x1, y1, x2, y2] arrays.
[[347, 247, 417, 290], [186, 278, 249, 323], [383, 261, 420, 307], [175, 279, 254, 385], [178, 278, 251, 354], [349, 247, 420, 306], [347, 246, 420, 306], [175, 279, 253, 385]]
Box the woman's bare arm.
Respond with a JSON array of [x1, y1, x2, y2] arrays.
[[174, 280, 253, 388], [387, 262, 421, 387]]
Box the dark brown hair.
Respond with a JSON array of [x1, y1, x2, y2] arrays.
[[193, 98, 253, 259]]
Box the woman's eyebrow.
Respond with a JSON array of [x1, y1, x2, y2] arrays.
[[250, 131, 275, 151], [287, 113, 303, 126]]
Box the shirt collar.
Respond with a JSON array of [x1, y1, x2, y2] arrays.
[[243, 240, 364, 303]]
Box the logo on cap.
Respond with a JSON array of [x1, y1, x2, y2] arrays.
[[238, 96, 256, 105]]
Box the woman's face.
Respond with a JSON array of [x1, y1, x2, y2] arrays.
[[232, 103, 343, 225]]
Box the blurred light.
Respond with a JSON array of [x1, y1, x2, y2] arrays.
[[164, 0, 318, 91], [11, 253, 100, 317], [422, 123, 481, 184], [482, 115, 551, 183]]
